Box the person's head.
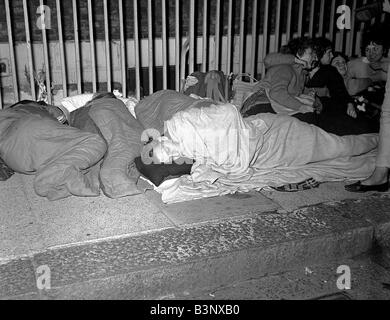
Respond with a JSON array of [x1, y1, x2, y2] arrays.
[[313, 37, 334, 65], [331, 52, 349, 77], [362, 25, 389, 62], [83, 92, 117, 109], [91, 92, 117, 101], [283, 37, 317, 70]]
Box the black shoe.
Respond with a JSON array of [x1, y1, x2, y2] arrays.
[[344, 181, 389, 193]]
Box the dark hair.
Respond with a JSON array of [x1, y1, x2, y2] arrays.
[[361, 23, 390, 56], [331, 51, 349, 63], [313, 37, 333, 61], [281, 37, 313, 57]]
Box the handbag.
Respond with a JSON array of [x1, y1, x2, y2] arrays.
[[230, 73, 260, 110]]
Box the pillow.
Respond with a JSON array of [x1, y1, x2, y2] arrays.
[[61, 93, 94, 113], [134, 156, 192, 187], [61, 93, 138, 118]]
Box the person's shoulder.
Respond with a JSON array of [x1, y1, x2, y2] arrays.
[[267, 63, 295, 74]]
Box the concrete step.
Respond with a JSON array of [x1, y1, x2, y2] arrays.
[[2, 196, 390, 300], [170, 255, 390, 300]]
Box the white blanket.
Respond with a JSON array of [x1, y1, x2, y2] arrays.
[[154, 103, 378, 203]]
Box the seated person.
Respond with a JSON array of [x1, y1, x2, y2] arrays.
[[253, 37, 323, 125], [346, 25, 389, 95], [243, 37, 377, 135], [305, 39, 379, 135], [307, 38, 354, 114]]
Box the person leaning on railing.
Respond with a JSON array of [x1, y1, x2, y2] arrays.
[[345, 0, 390, 192]]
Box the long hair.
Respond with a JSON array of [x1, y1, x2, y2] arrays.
[[313, 37, 333, 61], [281, 37, 313, 57]]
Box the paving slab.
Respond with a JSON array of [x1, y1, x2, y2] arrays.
[[145, 190, 280, 226], [0, 175, 45, 261], [261, 181, 389, 212], [19, 175, 174, 249]]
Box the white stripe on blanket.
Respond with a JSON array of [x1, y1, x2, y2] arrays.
[[154, 103, 378, 204]]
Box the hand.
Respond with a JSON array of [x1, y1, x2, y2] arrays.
[[347, 103, 358, 119], [313, 97, 323, 114], [299, 104, 315, 114], [384, 0, 390, 13]]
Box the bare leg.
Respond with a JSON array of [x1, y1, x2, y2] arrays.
[[361, 167, 389, 185]]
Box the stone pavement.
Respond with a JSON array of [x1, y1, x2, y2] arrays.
[[1, 173, 390, 299]]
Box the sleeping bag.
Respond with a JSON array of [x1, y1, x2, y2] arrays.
[[70, 97, 146, 198], [0, 102, 107, 200]]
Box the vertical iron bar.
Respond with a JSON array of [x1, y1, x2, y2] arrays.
[[250, 0, 258, 78], [103, 0, 112, 92], [5, 0, 19, 103], [238, 0, 246, 73], [214, 0, 221, 70], [318, 0, 326, 37], [309, 0, 316, 37], [226, 0, 233, 75], [87, 0, 97, 93], [298, 0, 304, 37], [261, 0, 270, 79], [23, 0, 36, 100], [56, 0, 67, 97], [329, 0, 336, 42], [148, 0, 154, 94], [162, 0, 168, 89], [39, 0, 52, 104], [274, 0, 282, 51], [133, 0, 141, 99], [119, 0, 127, 96], [202, 0, 208, 73], [189, 0, 195, 75], [286, 0, 293, 41], [72, 0, 82, 94], [175, 0, 180, 90]]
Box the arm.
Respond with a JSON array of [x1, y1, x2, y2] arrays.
[[346, 77, 373, 96]]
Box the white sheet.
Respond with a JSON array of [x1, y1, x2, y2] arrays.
[[153, 103, 378, 203]]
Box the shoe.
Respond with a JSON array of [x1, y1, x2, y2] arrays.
[[344, 181, 389, 193]]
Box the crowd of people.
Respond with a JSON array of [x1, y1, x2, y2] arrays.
[[243, 27, 388, 137], [240, 0, 390, 192]]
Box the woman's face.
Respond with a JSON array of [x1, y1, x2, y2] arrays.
[[331, 56, 348, 76], [365, 42, 384, 63], [297, 47, 316, 69], [321, 48, 334, 65]]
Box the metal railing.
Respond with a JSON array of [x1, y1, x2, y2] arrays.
[[0, 0, 380, 109]]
